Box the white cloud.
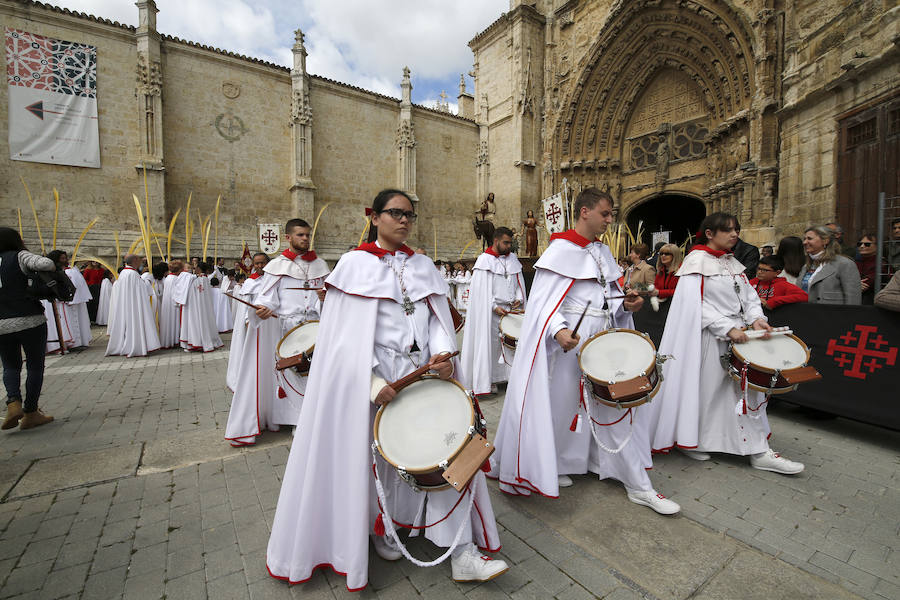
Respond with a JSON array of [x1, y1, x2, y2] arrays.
[[41, 0, 508, 100]]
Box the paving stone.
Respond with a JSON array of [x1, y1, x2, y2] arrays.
[[166, 544, 205, 579], [39, 562, 90, 600], [208, 570, 252, 599], [0, 558, 54, 598], [90, 540, 132, 574], [165, 569, 208, 600], [248, 576, 296, 600], [204, 543, 245, 581], [81, 565, 128, 600]]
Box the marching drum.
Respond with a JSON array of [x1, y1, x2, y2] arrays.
[[723, 333, 821, 394], [374, 376, 493, 492], [579, 328, 661, 408], [275, 321, 319, 374], [498, 311, 525, 350]]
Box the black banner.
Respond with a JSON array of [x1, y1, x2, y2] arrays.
[[634, 302, 900, 430]]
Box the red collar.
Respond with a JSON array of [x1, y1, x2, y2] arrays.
[[355, 242, 414, 258], [124, 266, 136, 271], [695, 244, 732, 257], [282, 248, 318, 262], [550, 229, 596, 248], [248, 272, 262, 280], [484, 246, 499, 257]]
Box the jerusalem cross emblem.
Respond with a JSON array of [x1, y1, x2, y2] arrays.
[[825, 325, 897, 380]]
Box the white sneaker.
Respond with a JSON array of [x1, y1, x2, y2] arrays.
[[451, 548, 509, 582], [371, 534, 402, 561], [750, 449, 804, 475], [558, 475, 574, 488], [626, 489, 681, 515], [679, 448, 711, 461]]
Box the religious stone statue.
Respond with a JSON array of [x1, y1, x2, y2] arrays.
[[478, 192, 496, 222], [523, 209, 538, 257]]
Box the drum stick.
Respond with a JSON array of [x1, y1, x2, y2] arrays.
[[285, 287, 323, 291], [388, 351, 460, 393], [223, 292, 280, 317], [744, 327, 792, 340], [563, 301, 591, 354]]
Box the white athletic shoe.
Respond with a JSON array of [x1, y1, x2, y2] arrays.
[[750, 449, 805, 475], [557, 475, 574, 488], [451, 548, 509, 582], [371, 535, 402, 561], [626, 489, 681, 515], [679, 448, 711, 461]]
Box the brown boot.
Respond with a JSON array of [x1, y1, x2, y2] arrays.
[[2, 401, 24, 430], [19, 410, 54, 430]]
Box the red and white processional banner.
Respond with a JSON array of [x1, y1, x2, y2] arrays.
[[542, 192, 566, 234], [6, 28, 100, 168], [258, 224, 281, 254]]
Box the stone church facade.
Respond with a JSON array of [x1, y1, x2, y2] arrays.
[[469, 0, 898, 246], [1, 0, 898, 262]]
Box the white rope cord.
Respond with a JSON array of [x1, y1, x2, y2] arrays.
[[581, 377, 634, 454], [371, 444, 475, 567]]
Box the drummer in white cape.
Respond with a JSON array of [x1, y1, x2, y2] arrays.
[[460, 227, 527, 397], [106, 254, 162, 357], [225, 252, 282, 446], [267, 190, 508, 591], [255, 219, 330, 426], [488, 187, 680, 515], [645, 212, 804, 474]]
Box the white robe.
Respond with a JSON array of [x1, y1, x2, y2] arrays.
[[266, 247, 500, 591], [488, 232, 654, 497], [159, 273, 180, 348], [225, 275, 262, 392], [106, 266, 162, 357], [175, 273, 222, 352], [64, 267, 92, 347], [646, 249, 771, 455], [459, 251, 527, 395], [140, 272, 163, 324], [256, 253, 330, 426], [42, 299, 74, 353], [95, 278, 112, 326], [225, 275, 282, 445], [211, 286, 233, 333]]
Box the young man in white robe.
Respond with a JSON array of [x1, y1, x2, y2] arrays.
[[459, 227, 527, 397], [645, 212, 804, 475], [95, 273, 113, 326], [106, 254, 162, 357], [255, 219, 330, 427], [488, 187, 680, 515], [267, 190, 506, 591], [49, 250, 92, 349], [174, 262, 223, 352], [225, 252, 282, 446], [159, 260, 182, 348], [140, 261, 167, 325]]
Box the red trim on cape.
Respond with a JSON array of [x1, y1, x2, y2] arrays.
[[266, 562, 367, 592], [248, 272, 262, 280], [281, 248, 298, 261], [694, 244, 732, 257], [354, 242, 414, 258], [300, 251, 317, 262], [484, 246, 499, 257], [549, 229, 596, 247]]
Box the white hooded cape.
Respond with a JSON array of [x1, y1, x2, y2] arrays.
[[645, 249, 771, 454], [488, 232, 654, 497], [105, 267, 162, 357], [459, 251, 527, 396], [225, 275, 263, 392], [42, 299, 74, 353], [95, 278, 112, 326], [176, 274, 223, 352], [64, 267, 92, 347], [158, 273, 180, 348], [266, 248, 500, 591]]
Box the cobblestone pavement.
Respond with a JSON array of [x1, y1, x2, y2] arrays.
[[0, 327, 894, 599]]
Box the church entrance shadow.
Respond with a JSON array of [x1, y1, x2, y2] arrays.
[[625, 194, 706, 246]]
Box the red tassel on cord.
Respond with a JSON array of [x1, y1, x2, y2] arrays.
[[277, 387, 287, 399], [570, 414, 579, 432], [480, 460, 491, 473], [373, 513, 385, 536]]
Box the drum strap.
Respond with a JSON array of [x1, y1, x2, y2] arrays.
[[370, 443, 476, 567], [735, 364, 768, 418], [579, 377, 634, 454]]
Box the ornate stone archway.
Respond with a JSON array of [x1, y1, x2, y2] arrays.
[[543, 0, 780, 243]]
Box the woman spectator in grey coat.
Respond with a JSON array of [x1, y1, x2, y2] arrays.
[[798, 225, 861, 305]]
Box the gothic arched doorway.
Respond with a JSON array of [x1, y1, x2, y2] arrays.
[[626, 194, 705, 246]]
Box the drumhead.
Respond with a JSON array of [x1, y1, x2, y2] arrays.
[[580, 330, 655, 383], [499, 312, 525, 339], [733, 335, 808, 371], [276, 321, 319, 360], [375, 378, 473, 472]]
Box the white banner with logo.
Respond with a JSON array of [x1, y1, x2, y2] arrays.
[[6, 28, 100, 168], [542, 193, 566, 234], [258, 224, 281, 254]]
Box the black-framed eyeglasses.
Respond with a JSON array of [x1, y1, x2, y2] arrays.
[[857, 241, 873, 247], [757, 266, 776, 272], [380, 208, 417, 223]]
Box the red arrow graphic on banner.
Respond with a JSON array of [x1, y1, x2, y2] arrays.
[[24, 101, 97, 121]]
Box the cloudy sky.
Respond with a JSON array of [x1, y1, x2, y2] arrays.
[[48, 0, 508, 111]]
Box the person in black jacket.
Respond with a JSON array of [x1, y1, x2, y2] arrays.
[[732, 225, 760, 279], [0, 227, 55, 430]]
